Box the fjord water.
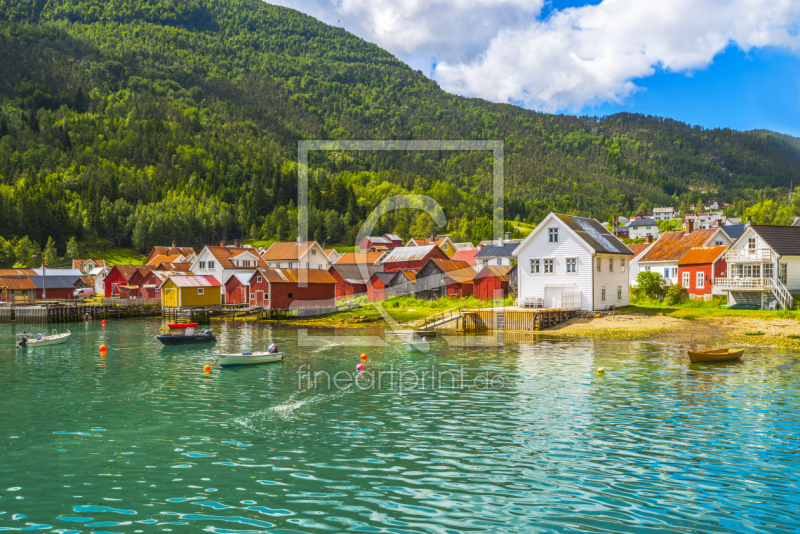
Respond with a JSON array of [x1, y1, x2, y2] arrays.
[[1, 319, 799, 533]]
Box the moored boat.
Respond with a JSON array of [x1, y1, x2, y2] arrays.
[[16, 329, 71, 348], [687, 348, 744, 363], [404, 341, 430, 353], [156, 323, 216, 345], [215, 351, 284, 367]]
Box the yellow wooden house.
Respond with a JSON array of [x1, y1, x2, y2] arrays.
[[161, 275, 222, 308]]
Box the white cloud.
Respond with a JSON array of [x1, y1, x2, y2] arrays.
[[270, 0, 800, 110]]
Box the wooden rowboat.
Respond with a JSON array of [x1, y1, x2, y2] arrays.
[[687, 348, 744, 363], [214, 351, 284, 367], [16, 329, 71, 348]]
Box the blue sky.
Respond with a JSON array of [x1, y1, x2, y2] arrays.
[[276, 0, 800, 137]]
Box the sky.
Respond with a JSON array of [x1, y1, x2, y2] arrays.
[[271, 0, 800, 137]]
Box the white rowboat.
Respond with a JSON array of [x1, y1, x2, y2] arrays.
[[404, 342, 430, 353], [16, 330, 71, 348], [215, 351, 284, 367]]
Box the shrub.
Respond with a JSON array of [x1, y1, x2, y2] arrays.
[[665, 284, 688, 305], [633, 270, 667, 299], [744, 331, 765, 336]]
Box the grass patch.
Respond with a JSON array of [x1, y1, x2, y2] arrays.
[[744, 331, 765, 336], [788, 334, 800, 339], [86, 248, 145, 266], [625, 297, 799, 321]]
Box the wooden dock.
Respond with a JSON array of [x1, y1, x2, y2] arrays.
[[460, 308, 575, 332], [0, 302, 161, 324]]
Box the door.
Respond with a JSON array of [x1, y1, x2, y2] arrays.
[[544, 287, 560, 309], [256, 291, 264, 307], [164, 288, 178, 307]]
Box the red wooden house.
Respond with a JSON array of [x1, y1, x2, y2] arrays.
[[329, 264, 383, 299], [368, 272, 396, 302], [473, 265, 512, 300], [140, 271, 188, 299], [414, 259, 476, 300], [263, 269, 337, 311], [676, 246, 728, 299], [381, 245, 448, 273], [104, 265, 153, 297], [224, 269, 270, 307]]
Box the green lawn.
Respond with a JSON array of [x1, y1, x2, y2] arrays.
[[625, 297, 800, 321], [87, 248, 146, 266], [241, 240, 356, 254]]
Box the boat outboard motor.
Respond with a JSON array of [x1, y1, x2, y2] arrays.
[[204, 330, 213, 336], [17, 336, 27, 348], [267, 343, 278, 354]]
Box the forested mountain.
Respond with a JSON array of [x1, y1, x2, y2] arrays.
[[1, 0, 799, 256]]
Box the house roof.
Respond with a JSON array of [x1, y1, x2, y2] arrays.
[[475, 242, 519, 259], [167, 275, 221, 288], [157, 262, 192, 272], [73, 259, 105, 271], [29, 276, 80, 289], [149, 246, 195, 260], [78, 276, 94, 285], [205, 246, 269, 269], [627, 218, 657, 227], [677, 246, 729, 265], [393, 270, 417, 283], [147, 254, 183, 266], [365, 236, 392, 244], [108, 264, 141, 281], [750, 225, 800, 256], [383, 245, 440, 263], [384, 233, 402, 242], [0, 276, 37, 290], [628, 243, 652, 258], [408, 236, 451, 248], [262, 269, 337, 284], [721, 223, 748, 240], [453, 242, 476, 251], [554, 214, 633, 255], [334, 252, 386, 265], [638, 229, 717, 262], [451, 249, 479, 265], [261, 241, 322, 261], [324, 249, 338, 258], [0, 269, 36, 276], [474, 265, 512, 281], [372, 272, 396, 285], [331, 264, 383, 285], [33, 268, 82, 277], [429, 259, 476, 284], [631, 211, 652, 218]]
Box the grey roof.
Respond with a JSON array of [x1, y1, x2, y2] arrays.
[[721, 223, 748, 240], [33, 268, 82, 277], [555, 214, 634, 255], [373, 272, 396, 284], [29, 275, 80, 289], [751, 225, 800, 256], [475, 242, 519, 258], [331, 264, 383, 284], [627, 218, 657, 227], [382, 245, 439, 263]]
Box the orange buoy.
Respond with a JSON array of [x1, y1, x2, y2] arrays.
[[204, 364, 211, 372], [361, 353, 367, 361], [102, 320, 107, 326], [99, 344, 107, 351]]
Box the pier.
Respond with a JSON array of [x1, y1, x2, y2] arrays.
[[0, 301, 161, 324]]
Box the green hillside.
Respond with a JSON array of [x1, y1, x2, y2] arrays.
[[1, 0, 799, 259]]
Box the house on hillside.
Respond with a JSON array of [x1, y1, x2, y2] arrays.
[[324, 249, 341, 264], [156, 262, 192, 272], [190, 244, 269, 289], [652, 207, 675, 220], [473, 265, 512, 300], [261, 240, 330, 270], [146, 253, 189, 267], [714, 225, 800, 309], [451, 249, 479, 266], [161, 275, 222, 308], [329, 264, 384, 300], [73, 258, 105, 276], [333, 252, 387, 266], [634, 223, 731, 286], [146, 243, 196, 265], [474, 242, 518, 268], [676, 246, 728, 300], [512, 213, 634, 311], [140, 270, 186, 299], [359, 234, 403, 252], [261, 269, 337, 312], [627, 218, 660, 239], [721, 223, 749, 243], [381, 245, 448, 272], [406, 235, 457, 258], [414, 259, 476, 300]]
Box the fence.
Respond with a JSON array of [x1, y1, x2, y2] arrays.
[[101, 297, 161, 306]]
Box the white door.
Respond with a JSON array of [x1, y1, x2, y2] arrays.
[[544, 287, 561, 309]]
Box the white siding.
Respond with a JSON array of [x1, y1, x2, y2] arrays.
[[629, 225, 660, 239], [637, 261, 679, 286], [299, 247, 331, 270], [516, 219, 593, 310], [784, 256, 800, 292], [593, 254, 631, 309]]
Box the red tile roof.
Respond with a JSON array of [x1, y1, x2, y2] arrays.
[[676, 246, 729, 265], [205, 247, 268, 269], [638, 229, 717, 262], [627, 243, 652, 257], [261, 242, 321, 261], [451, 249, 479, 265], [334, 252, 385, 265], [474, 265, 512, 281], [167, 275, 221, 287]]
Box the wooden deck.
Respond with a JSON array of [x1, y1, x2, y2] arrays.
[[460, 308, 575, 332]]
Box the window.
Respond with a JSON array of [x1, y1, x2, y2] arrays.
[[199, 261, 206, 269], [288, 293, 293, 299], [257, 276, 262, 283], [566, 258, 577, 273], [696, 272, 704, 288], [715, 241, 723, 246], [764, 264, 773, 280], [288, 262, 293, 268], [198, 288, 204, 295], [155, 287, 160, 293], [748, 238, 756, 250], [597, 258, 601, 272], [250, 293, 255, 299], [621, 258, 625, 273], [208, 261, 215, 269], [272, 263, 278, 268], [444, 243, 449, 250], [530, 259, 540, 274], [319, 264, 324, 269], [617, 286, 622, 300], [683, 272, 690, 287], [644, 266, 651, 271], [544, 259, 554, 273], [671, 267, 678, 279], [609, 258, 614, 272], [549, 228, 558, 242], [601, 287, 606, 301], [780, 263, 788, 284], [311, 249, 316, 255], [306, 262, 310, 269]]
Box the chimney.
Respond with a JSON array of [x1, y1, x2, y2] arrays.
[[429, 232, 436, 241], [296, 235, 304, 244], [220, 240, 225, 247], [717, 219, 723, 227], [686, 219, 694, 234], [172, 240, 176, 248], [645, 235, 653, 244], [234, 239, 240, 247], [505, 231, 511, 240]]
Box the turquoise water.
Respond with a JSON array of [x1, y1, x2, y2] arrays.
[[1, 319, 799, 533]]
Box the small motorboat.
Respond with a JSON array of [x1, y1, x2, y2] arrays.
[[215, 344, 283, 367], [156, 323, 216, 345], [404, 341, 430, 353], [688, 348, 744, 363], [16, 329, 71, 348]]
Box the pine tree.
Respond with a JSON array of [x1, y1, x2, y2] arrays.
[[65, 237, 79, 264], [43, 236, 58, 267], [75, 87, 85, 113]]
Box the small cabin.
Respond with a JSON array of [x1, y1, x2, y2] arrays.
[[161, 275, 222, 308], [473, 265, 512, 300]]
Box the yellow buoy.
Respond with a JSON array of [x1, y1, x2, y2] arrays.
[[597, 367, 605, 373]]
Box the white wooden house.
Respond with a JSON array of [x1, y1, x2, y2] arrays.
[[512, 213, 634, 311], [713, 225, 800, 309], [261, 240, 331, 270], [190, 244, 269, 287]]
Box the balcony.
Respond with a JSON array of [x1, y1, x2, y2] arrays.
[[725, 249, 774, 263], [713, 277, 773, 291]]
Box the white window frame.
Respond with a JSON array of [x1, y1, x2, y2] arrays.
[[198, 288, 205, 295], [250, 293, 255, 299], [621, 258, 625, 273], [748, 237, 756, 250], [566, 258, 577, 274], [596, 257, 601, 272], [617, 286, 622, 300], [696, 272, 704, 289], [208, 261, 215, 269], [257, 276, 262, 283], [671, 267, 678, 279], [779, 263, 787, 284], [530, 259, 540, 274], [543, 258, 554, 274], [199, 261, 206, 269], [682, 272, 690, 287], [609, 258, 614, 272], [549, 228, 558, 243], [443, 243, 449, 251], [289, 262, 293, 269], [601, 287, 606, 301]]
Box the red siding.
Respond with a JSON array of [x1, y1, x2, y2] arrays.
[[249, 272, 269, 308], [473, 276, 508, 300], [104, 268, 128, 297], [140, 271, 162, 299], [678, 258, 727, 297], [224, 276, 249, 304], [36, 288, 74, 300], [328, 268, 366, 299], [269, 282, 336, 310], [368, 274, 388, 302], [446, 281, 472, 299]]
